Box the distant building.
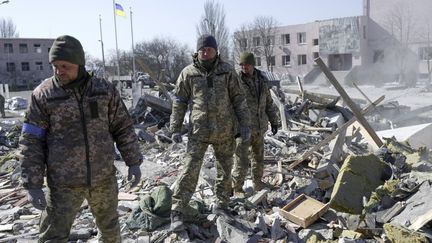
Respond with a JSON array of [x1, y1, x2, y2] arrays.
[[233, 0, 432, 85], [0, 38, 54, 90]]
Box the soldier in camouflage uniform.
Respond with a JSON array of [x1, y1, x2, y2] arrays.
[[0, 94, 5, 118], [19, 35, 142, 243], [232, 52, 279, 195], [169, 35, 251, 231]]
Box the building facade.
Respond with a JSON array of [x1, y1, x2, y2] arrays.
[[0, 38, 54, 90], [234, 0, 432, 85]]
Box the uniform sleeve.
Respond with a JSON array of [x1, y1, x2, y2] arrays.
[[19, 93, 49, 189], [169, 70, 190, 133], [265, 86, 280, 126], [229, 71, 251, 128], [108, 85, 142, 166]]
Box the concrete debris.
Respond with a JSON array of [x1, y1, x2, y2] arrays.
[[2, 82, 432, 242]]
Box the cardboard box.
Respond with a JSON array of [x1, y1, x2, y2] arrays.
[[280, 194, 329, 228]]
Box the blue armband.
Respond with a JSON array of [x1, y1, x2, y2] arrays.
[[22, 123, 46, 138]]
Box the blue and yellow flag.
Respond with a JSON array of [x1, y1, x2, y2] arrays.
[[115, 3, 126, 17]]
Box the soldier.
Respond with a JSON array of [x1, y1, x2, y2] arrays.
[[169, 34, 251, 231], [0, 93, 5, 118], [232, 52, 279, 196], [19, 35, 142, 243]]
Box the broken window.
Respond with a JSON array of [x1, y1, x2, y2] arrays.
[[35, 61, 43, 71], [266, 36, 275, 46], [268, 56, 276, 66], [19, 44, 28, 53], [281, 34, 290, 45], [373, 50, 384, 63], [253, 37, 261, 47], [4, 43, 13, 53], [6, 62, 15, 72], [282, 55, 291, 66], [419, 47, 432, 60], [297, 32, 306, 44], [255, 56, 261, 66], [34, 44, 42, 53], [21, 62, 30, 71], [313, 39, 319, 46], [297, 54, 307, 65]]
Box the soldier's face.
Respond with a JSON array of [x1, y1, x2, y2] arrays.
[[198, 47, 217, 60], [240, 63, 254, 76], [52, 60, 79, 84]]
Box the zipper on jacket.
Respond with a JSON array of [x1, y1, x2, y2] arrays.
[[74, 91, 91, 187]]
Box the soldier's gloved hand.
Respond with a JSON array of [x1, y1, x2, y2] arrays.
[[26, 188, 46, 210], [171, 132, 182, 143], [271, 124, 278, 135], [239, 126, 251, 141], [128, 165, 141, 188]]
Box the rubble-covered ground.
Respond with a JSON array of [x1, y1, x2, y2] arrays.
[[1, 82, 432, 242]]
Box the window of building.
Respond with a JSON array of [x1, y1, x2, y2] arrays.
[[34, 44, 42, 53], [419, 47, 432, 60], [6, 62, 15, 72], [297, 32, 306, 44], [281, 34, 290, 45], [297, 54, 307, 65], [266, 36, 275, 46], [21, 62, 30, 71], [4, 43, 13, 53], [255, 57, 261, 67], [282, 55, 291, 66], [313, 39, 319, 46], [313, 52, 319, 59], [35, 61, 44, 70], [19, 44, 28, 53], [253, 37, 261, 47], [373, 50, 384, 63], [268, 56, 276, 66]]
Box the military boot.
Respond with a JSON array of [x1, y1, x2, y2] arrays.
[[170, 210, 185, 232], [254, 180, 274, 191], [212, 205, 234, 224]]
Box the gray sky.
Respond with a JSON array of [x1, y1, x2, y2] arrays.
[[0, 0, 363, 59]]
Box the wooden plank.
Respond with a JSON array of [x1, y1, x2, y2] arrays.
[[314, 57, 383, 148], [287, 95, 385, 170], [352, 81, 373, 104]]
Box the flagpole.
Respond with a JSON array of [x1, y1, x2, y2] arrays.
[[112, 0, 121, 77], [99, 14, 106, 78], [130, 7, 136, 79]]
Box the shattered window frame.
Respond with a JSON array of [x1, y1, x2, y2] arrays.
[[6, 62, 15, 72], [35, 61, 43, 71], [19, 43, 28, 54], [297, 54, 307, 65], [282, 55, 291, 66], [253, 36, 261, 47], [21, 62, 30, 71], [297, 32, 307, 44], [281, 34, 290, 45], [4, 43, 13, 53]]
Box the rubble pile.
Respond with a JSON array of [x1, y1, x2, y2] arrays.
[[1, 79, 432, 242]]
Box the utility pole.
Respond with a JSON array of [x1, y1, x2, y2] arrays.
[[112, 0, 121, 77], [130, 7, 136, 79], [99, 15, 106, 78]]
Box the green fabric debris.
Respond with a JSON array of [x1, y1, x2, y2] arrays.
[[329, 154, 385, 214], [363, 179, 399, 214], [384, 223, 429, 243]]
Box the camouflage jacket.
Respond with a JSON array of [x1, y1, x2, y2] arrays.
[[170, 55, 250, 144], [238, 69, 279, 135], [20, 73, 142, 189]]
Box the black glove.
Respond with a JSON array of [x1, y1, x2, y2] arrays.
[[239, 126, 251, 141], [27, 188, 47, 210], [271, 124, 278, 135], [128, 165, 142, 188], [171, 132, 182, 143]]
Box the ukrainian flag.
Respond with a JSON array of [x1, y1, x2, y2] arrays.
[[115, 3, 126, 17]]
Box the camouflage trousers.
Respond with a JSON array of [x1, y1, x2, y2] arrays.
[[0, 96, 5, 118], [232, 132, 264, 190], [172, 137, 235, 211], [39, 176, 120, 243]]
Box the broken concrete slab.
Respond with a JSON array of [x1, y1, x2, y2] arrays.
[[329, 154, 386, 214], [377, 123, 432, 149], [383, 223, 429, 243]]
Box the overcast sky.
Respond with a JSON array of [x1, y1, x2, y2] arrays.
[[0, 0, 363, 60]]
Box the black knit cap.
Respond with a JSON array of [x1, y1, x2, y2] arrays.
[[49, 35, 85, 65], [196, 34, 218, 51]]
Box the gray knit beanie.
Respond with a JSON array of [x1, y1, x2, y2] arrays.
[[49, 35, 85, 65]]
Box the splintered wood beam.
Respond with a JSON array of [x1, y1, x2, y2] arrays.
[[314, 57, 383, 148], [287, 95, 385, 170], [270, 89, 288, 131]]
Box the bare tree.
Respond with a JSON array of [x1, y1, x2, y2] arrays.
[[233, 16, 278, 72], [384, 3, 419, 87], [196, 0, 230, 59], [85, 53, 105, 77], [0, 17, 19, 38], [134, 37, 191, 83]]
